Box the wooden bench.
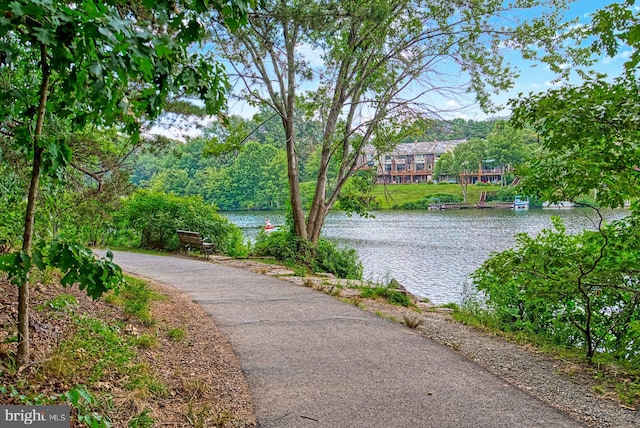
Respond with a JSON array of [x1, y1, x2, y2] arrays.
[[176, 230, 215, 259]]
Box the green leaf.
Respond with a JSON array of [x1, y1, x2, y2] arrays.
[[33, 28, 54, 44], [32, 248, 45, 270], [0, 252, 31, 286], [9, 1, 24, 17]]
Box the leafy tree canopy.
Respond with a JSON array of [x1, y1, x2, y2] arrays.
[[0, 0, 255, 365], [214, 0, 587, 243], [510, 0, 640, 207], [469, 0, 640, 363]]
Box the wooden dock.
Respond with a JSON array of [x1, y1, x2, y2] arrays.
[[476, 202, 513, 209], [430, 202, 474, 210]]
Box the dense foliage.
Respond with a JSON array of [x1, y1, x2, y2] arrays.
[[0, 243, 123, 299], [472, 214, 640, 362], [132, 118, 535, 213], [112, 190, 247, 257], [396, 193, 463, 210], [133, 136, 290, 211], [253, 229, 363, 280], [0, 0, 254, 364], [0, 154, 26, 245], [419, 119, 501, 142]]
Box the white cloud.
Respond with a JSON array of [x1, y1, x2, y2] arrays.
[[146, 113, 215, 142], [296, 42, 325, 69], [602, 49, 632, 65]]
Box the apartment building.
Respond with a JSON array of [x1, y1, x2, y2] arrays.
[[358, 140, 466, 184]]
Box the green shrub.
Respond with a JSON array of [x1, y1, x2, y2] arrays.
[[488, 187, 517, 202], [360, 283, 412, 307], [575, 195, 599, 208], [40, 294, 78, 312], [110, 190, 247, 256], [471, 214, 640, 362], [253, 230, 362, 280], [314, 239, 363, 279]]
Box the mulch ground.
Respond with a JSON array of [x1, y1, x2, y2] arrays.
[[0, 274, 256, 428]]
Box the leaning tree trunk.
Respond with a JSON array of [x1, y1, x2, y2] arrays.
[[306, 148, 331, 245], [18, 45, 50, 366], [307, 201, 328, 245], [269, 20, 307, 241], [282, 23, 307, 240], [284, 118, 307, 240]]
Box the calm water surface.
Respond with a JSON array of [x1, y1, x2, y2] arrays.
[[223, 209, 627, 304]]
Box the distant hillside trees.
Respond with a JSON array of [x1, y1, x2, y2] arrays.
[[133, 137, 289, 211], [418, 118, 501, 142], [132, 117, 539, 211]]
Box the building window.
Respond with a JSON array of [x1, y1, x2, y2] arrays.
[[366, 153, 375, 167]]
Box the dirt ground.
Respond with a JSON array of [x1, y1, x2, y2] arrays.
[[0, 273, 256, 427]]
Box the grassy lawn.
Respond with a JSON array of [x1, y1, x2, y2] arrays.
[[371, 183, 502, 209]]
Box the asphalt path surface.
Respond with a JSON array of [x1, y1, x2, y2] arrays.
[[109, 251, 585, 428]]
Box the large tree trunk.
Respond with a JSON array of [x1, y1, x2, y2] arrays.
[[307, 199, 327, 244], [305, 48, 352, 245], [17, 45, 50, 366], [282, 23, 307, 240]]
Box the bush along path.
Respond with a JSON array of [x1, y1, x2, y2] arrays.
[[0, 273, 255, 427]]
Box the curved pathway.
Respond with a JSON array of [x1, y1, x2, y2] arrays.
[[109, 251, 584, 428]]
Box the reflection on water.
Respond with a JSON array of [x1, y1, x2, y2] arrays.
[[223, 209, 627, 305]]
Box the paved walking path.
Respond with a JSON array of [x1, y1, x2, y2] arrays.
[[109, 251, 584, 428]]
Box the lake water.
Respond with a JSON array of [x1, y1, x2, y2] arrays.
[[223, 208, 628, 305]]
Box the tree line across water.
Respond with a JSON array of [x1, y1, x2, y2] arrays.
[[132, 116, 532, 211]]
